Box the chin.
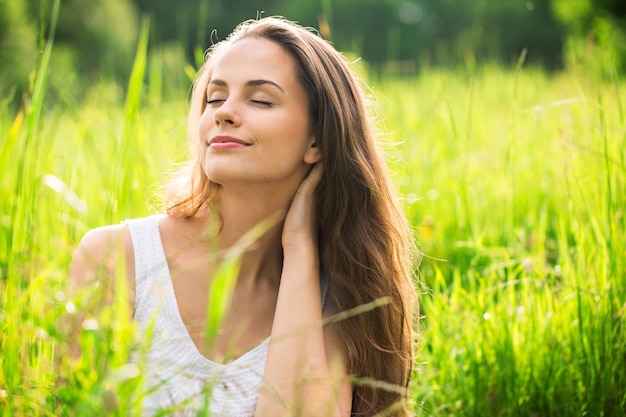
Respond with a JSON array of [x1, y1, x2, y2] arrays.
[[203, 169, 252, 186]]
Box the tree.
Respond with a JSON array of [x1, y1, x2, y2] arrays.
[[552, 0, 626, 73]]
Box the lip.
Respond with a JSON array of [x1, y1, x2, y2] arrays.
[[208, 135, 251, 149]]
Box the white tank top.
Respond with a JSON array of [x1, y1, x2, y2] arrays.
[[126, 215, 329, 417]]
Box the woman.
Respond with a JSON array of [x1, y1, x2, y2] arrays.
[[70, 16, 418, 417]]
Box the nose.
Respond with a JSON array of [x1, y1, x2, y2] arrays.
[[214, 98, 241, 127]]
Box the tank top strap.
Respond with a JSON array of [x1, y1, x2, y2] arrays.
[[124, 216, 167, 278], [124, 216, 170, 321]]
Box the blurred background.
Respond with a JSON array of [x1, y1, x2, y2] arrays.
[[1, 0, 625, 105]]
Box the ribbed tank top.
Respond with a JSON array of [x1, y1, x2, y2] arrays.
[[126, 215, 328, 416]]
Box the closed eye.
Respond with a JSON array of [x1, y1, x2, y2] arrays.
[[206, 99, 225, 105], [251, 99, 273, 107]]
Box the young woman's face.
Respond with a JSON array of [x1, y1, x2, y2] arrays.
[[198, 37, 320, 190]]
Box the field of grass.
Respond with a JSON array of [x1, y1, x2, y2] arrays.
[[1, 20, 625, 416], [384, 66, 626, 415]]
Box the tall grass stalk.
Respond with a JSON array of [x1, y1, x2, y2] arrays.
[[1, 0, 60, 414]]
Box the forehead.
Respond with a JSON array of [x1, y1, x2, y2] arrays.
[[209, 37, 298, 85]]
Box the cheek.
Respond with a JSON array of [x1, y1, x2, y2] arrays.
[[197, 116, 211, 168], [283, 120, 314, 152], [197, 108, 213, 139]]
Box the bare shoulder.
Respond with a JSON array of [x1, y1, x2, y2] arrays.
[[69, 223, 134, 296]]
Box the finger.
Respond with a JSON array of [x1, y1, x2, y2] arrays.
[[303, 162, 324, 189]]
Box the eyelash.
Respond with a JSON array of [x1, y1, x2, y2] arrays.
[[205, 99, 273, 107], [251, 100, 273, 107]]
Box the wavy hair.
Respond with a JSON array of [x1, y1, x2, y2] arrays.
[[166, 17, 418, 416]]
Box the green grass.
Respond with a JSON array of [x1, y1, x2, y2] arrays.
[[1, 19, 625, 416], [380, 66, 625, 415]]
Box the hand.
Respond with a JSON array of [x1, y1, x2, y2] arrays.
[[282, 163, 324, 252]]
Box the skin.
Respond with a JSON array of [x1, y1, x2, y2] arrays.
[[69, 37, 353, 417]]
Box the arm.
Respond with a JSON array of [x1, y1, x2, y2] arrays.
[[255, 164, 353, 417], [66, 224, 135, 356]]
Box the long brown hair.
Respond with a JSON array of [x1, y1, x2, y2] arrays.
[[167, 17, 419, 416]]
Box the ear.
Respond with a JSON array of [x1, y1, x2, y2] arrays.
[[303, 135, 322, 164]]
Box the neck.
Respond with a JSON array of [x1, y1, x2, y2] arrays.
[[210, 184, 297, 287]]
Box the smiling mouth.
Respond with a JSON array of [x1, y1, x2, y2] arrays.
[[209, 136, 251, 149]]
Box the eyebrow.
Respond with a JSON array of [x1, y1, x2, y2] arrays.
[[209, 79, 285, 94]]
